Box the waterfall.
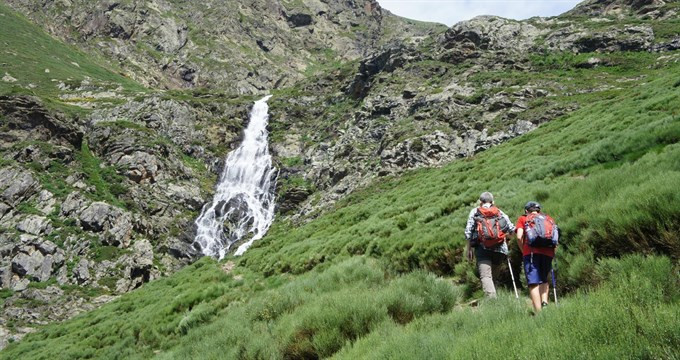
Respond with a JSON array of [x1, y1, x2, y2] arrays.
[[194, 95, 277, 259]]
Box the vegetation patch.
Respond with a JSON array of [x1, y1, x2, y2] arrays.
[[77, 140, 128, 209]]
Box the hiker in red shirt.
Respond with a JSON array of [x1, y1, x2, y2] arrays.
[[515, 201, 557, 312]]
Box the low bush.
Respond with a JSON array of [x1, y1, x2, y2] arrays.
[[336, 255, 680, 360], [240, 69, 680, 288]]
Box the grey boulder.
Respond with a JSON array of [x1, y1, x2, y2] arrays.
[[79, 202, 133, 247], [0, 167, 39, 207]]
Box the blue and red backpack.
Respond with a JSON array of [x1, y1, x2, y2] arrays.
[[524, 213, 559, 248]]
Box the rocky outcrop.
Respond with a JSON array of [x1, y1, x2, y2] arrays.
[[16, 215, 52, 236], [544, 24, 655, 53], [442, 16, 543, 54], [4, 0, 442, 92], [566, 0, 678, 19], [347, 44, 423, 99], [114, 239, 158, 292], [79, 203, 132, 247], [652, 36, 680, 52], [1, 239, 65, 290], [269, 29, 575, 217], [0, 167, 39, 208], [0, 96, 83, 148], [0, 95, 219, 346]]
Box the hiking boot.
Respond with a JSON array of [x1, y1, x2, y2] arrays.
[[541, 301, 548, 308]]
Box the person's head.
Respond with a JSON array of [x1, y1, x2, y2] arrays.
[[524, 201, 541, 213], [479, 192, 494, 205]]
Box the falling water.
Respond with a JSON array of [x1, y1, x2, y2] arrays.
[[194, 95, 277, 258]]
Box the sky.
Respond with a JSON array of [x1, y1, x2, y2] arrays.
[[377, 0, 584, 26]]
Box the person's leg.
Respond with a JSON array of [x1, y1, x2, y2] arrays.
[[524, 254, 542, 312], [529, 284, 542, 311], [478, 259, 497, 298], [477, 248, 496, 298], [537, 254, 553, 306], [491, 253, 502, 291], [539, 283, 550, 305]]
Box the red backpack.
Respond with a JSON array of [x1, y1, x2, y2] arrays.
[[473, 206, 509, 248]]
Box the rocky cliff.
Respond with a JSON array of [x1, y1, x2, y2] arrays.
[[1, 0, 679, 346], [4, 0, 443, 93], [266, 2, 680, 218]]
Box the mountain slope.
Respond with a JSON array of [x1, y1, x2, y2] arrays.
[[2, 0, 680, 351], [242, 59, 680, 278], [4, 0, 445, 93], [0, 3, 144, 100], [265, 9, 680, 218], [2, 57, 679, 357]]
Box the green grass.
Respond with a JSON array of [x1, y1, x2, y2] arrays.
[[0, 288, 14, 307], [0, 257, 461, 359], [26, 278, 58, 290], [161, 259, 460, 359], [237, 62, 680, 282], [3, 254, 676, 359], [335, 255, 680, 359], [78, 141, 128, 209], [91, 244, 130, 263], [3, 66, 680, 360]]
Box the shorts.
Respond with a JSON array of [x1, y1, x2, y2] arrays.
[[523, 253, 553, 285]]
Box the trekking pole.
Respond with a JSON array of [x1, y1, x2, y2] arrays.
[[551, 257, 558, 305], [507, 256, 519, 299]]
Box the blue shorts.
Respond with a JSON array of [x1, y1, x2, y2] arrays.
[[523, 254, 553, 285]]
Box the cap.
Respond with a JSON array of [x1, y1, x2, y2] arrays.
[[524, 201, 541, 211]]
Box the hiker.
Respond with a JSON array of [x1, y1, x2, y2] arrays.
[[464, 192, 515, 298], [515, 201, 558, 312]]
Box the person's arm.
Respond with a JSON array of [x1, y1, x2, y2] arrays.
[[516, 228, 524, 249], [464, 243, 474, 261], [464, 208, 477, 261], [499, 209, 516, 236], [515, 216, 525, 250], [464, 208, 476, 241]]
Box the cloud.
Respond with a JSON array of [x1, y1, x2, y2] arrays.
[[378, 0, 584, 26]]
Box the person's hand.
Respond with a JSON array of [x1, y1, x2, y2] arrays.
[[466, 245, 474, 262]]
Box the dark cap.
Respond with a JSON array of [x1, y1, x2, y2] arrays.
[[524, 201, 541, 212]]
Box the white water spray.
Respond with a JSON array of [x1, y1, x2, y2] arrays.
[[194, 96, 277, 258]]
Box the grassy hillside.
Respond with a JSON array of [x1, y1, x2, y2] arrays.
[[0, 3, 144, 102], [2, 49, 679, 358], [245, 59, 680, 285]]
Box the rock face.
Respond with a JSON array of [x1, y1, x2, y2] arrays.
[[442, 16, 542, 54], [566, 0, 678, 19], [79, 203, 132, 247], [0, 167, 39, 208], [545, 24, 655, 53], [0, 96, 84, 148], [2, 239, 65, 289], [4, 0, 443, 92], [16, 215, 52, 236], [0, 94, 219, 346]]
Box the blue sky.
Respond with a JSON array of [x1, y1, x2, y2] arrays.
[[378, 0, 584, 26]]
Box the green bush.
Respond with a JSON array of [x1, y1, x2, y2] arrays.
[[159, 258, 462, 360], [239, 69, 680, 284], [335, 255, 680, 360]]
